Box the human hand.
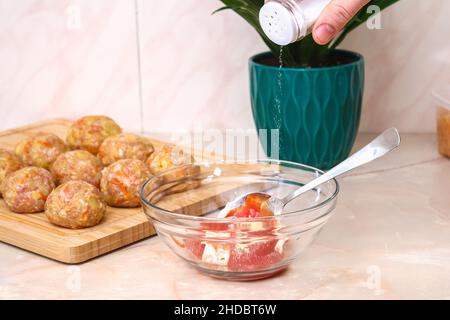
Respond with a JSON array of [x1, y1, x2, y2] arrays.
[[312, 0, 370, 45]]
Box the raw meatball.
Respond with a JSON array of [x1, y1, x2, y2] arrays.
[[0, 149, 23, 192], [1, 167, 55, 213], [98, 133, 154, 166], [15, 133, 67, 169], [45, 180, 106, 229], [100, 159, 151, 207], [66, 115, 122, 155], [145, 144, 194, 175], [51, 150, 103, 187]]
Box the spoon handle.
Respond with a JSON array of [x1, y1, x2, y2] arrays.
[[280, 128, 401, 206]]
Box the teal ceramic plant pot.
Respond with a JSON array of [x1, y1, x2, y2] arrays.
[[249, 50, 364, 170]]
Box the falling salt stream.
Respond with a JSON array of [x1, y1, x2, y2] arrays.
[[278, 46, 284, 69], [273, 46, 284, 154]]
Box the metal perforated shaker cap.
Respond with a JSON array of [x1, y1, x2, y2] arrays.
[[259, 2, 300, 46]]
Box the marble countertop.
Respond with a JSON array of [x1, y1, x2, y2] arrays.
[[1, 133, 449, 300]]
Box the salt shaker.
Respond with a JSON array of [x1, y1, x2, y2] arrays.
[[259, 0, 332, 45]]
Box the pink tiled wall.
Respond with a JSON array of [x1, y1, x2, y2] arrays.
[[0, 0, 141, 131], [0, 0, 449, 133]]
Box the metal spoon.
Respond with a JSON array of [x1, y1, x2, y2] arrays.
[[219, 128, 401, 217]]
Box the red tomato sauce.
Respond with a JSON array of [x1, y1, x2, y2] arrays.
[[184, 193, 285, 272]]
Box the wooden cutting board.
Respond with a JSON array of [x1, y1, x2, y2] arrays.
[[0, 119, 231, 264]]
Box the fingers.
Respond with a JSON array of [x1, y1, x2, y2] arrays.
[[312, 0, 370, 45]]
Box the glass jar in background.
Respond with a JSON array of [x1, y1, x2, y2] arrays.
[[433, 88, 450, 158]]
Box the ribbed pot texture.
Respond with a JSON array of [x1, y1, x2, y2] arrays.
[[249, 50, 364, 170]]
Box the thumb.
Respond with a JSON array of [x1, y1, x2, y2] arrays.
[[312, 0, 370, 45]]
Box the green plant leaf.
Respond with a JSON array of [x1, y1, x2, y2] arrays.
[[212, 6, 235, 15]]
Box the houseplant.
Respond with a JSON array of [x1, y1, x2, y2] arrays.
[[216, 0, 400, 169]]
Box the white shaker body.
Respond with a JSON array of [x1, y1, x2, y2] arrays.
[[259, 0, 332, 45]]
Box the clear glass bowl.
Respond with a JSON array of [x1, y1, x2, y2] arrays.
[[140, 160, 339, 281]]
